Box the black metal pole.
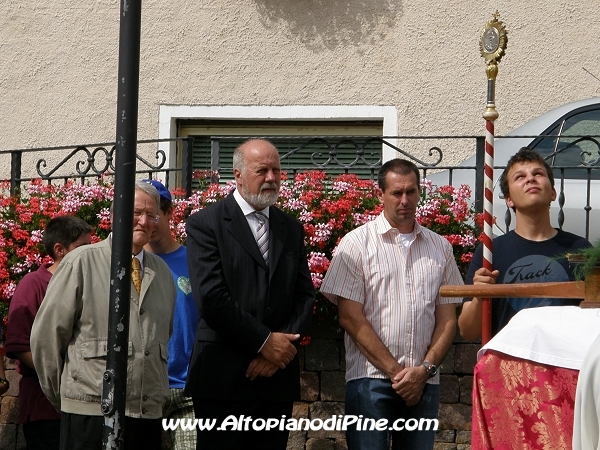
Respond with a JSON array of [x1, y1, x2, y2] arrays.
[[101, 0, 142, 448]]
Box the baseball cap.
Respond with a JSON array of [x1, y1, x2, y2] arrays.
[[143, 179, 172, 203]]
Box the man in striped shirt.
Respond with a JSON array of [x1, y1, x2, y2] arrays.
[[321, 158, 463, 450]]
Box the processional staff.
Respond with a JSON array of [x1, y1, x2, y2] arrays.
[[479, 11, 507, 345]]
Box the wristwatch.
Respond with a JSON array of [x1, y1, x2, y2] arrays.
[[421, 361, 437, 378]]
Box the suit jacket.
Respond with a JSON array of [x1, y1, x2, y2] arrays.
[[184, 193, 314, 402]]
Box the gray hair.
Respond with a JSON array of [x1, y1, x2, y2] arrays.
[[110, 181, 160, 214], [134, 181, 160, 214], [233, 144, 246, 172]]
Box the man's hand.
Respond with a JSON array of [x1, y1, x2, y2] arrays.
[[14, 351, 34, 370], [473, 267, 499, 285], [459, 269, 498, 341], [246, 355, 279, 380], [391, 366, 428, 406], [260, 332, 300, 369]]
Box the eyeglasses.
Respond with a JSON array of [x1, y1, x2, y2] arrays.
[[133, 211, 159, 223]]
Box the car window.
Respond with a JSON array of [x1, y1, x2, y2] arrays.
[[531, 123, 560, 159], [531, 108, 600, 180]]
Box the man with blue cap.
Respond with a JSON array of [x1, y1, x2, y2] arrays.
[[144, 179, 198, 450]]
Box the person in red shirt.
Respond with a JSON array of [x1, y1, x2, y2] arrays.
[[5, 215, 92, 450]]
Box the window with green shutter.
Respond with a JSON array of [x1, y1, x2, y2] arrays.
[[179, 120, 383, 186]]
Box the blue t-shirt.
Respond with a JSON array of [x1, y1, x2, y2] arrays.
[[465, 229, 591, 336], [157, 245, 198, 388]]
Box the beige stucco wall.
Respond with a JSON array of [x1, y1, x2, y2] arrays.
[[1, 0, 599, 173]]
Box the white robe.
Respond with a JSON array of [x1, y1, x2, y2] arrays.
[[573, 332, 600, 450]]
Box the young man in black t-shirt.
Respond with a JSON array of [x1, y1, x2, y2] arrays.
[[458, 147, 591, 341]]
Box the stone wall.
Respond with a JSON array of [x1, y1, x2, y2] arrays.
[[287, 323, 479, 450], [0, 348, 26, 450]]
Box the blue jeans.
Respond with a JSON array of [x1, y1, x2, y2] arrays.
[[345, 378, 440, 450]]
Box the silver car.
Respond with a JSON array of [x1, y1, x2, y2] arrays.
[[426, 97, 600, 242]]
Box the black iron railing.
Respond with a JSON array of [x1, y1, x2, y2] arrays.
[[2, 137, 196, 197], [2, 134, 600, 240]]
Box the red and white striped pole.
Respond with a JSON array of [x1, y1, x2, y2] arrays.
[[481, 116, 495, 344], [479, 12, 507, 344]]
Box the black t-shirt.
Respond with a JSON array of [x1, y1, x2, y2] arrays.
[[465, 229, 591, 336]]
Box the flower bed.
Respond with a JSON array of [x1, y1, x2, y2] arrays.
[[0, 172, 482, 330]]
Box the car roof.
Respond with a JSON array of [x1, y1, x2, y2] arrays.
[[459, 97, 600, 166], [509, 97, 600, 137]]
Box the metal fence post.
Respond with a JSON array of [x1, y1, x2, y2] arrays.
[[182, 137, 194, 198], [210, 137, 220, 183], [10, 151, 21, 196]]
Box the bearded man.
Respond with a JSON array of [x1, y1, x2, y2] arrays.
[[184, 139, 314, 450]]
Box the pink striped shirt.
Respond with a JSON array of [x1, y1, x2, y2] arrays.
[[321, 212, 463, 384]]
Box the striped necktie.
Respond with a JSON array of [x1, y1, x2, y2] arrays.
[[131, 257, 142, 295], [254, 212, 269, 265]]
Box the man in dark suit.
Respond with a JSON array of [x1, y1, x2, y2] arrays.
[[184, 139, 315, 450]]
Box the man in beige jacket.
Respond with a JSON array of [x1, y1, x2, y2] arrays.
[[31, 181, 176, 450]]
